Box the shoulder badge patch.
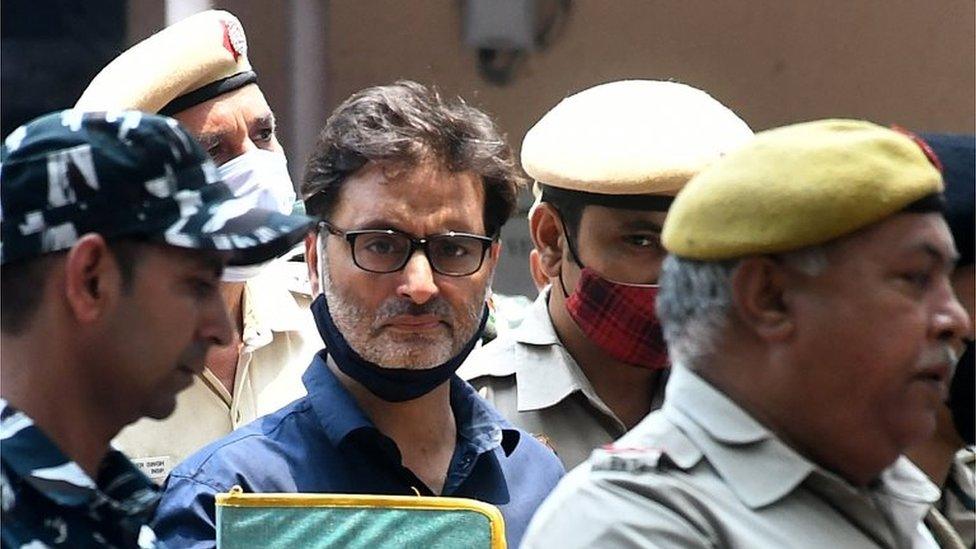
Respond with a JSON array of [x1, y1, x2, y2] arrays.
[[590, 445, 664, 474]]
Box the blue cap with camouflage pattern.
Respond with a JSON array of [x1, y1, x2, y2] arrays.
[[0, 110, 314, 265]]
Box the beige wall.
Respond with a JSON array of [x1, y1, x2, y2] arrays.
[[127, 0, 975, 295], [327, 1, 975, 295], [131, 1, 975, 168], [327, 1, 974, 142]]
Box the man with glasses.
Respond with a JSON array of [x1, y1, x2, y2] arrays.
[[459, 80, 754, 468], [153, 81, 564, 548]]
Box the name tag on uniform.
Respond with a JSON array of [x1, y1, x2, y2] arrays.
[[591, 446, 664, 474], [131, 456, 173, 484]]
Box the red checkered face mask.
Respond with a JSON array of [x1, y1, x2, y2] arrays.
[[561, 266, 670, 370]]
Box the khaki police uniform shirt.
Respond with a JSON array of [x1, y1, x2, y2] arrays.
[[946, 448, 976, 547], [926, 448, 976, 548], [112, 261, 320, 484], [522, 364, 942, 549], [459, 288, 667, 469]]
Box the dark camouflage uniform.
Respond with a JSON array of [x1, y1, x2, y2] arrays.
[[0, 111, 314, 547], [1, 400, 162, 548]]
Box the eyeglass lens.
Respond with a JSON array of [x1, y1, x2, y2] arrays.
[[352, 232, 486, 275]]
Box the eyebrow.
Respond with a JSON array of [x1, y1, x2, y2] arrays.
[[194, 113, 276, 151], [253, 113, 276, 130], [617, 219, 665, 232], [910, 242, 960, 271], [195, 132, 223, 151], [350, 219, 484, 236]]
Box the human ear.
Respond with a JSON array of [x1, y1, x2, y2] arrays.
[[730, 257, 795, 341], [488, 240, 502, 263], [530, 203, 564, 278], [479, 241, 502, 290], [63, 234, 117, 323], [304, 232, 320, 296]]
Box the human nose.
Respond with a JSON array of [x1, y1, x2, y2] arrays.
[[932, 286, 972, 346], [397, 250, 439, 305]]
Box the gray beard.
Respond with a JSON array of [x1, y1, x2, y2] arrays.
[[320, 253, 486, 370]]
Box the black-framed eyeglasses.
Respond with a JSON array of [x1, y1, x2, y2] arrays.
[[319, 221, 495, 277]]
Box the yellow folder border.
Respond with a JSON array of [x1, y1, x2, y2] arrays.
[[216, 489, 506, 549]]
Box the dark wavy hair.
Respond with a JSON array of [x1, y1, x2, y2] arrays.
[[302, 81, 525, 236]]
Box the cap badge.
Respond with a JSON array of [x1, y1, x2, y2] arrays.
[[220, 18, 247, 61]]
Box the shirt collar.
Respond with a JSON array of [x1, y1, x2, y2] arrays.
[[446, 377, 516, 502], [873, 456, 942, 541], [662, 365, 816, 508], [664, 366, 941, 515], [450, 376, 515, 456], [302, 352, 375, 448], [303, 353, 518, 458], [510, 288, 621, 421], [241, 262, 310, 348], [512, 287, 561, 346], [0, 399, 158, 513]]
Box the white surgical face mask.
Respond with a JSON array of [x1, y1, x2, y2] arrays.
[[219, 149, 297, 282], [219, 148, 297, 214]]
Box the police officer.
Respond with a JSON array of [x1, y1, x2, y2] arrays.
[[0, 110, 312, 548], [522, 119, 971, 548], [75, 10, 321, 482], [905, 133, 976, 549], [459, 80, 753, 467]]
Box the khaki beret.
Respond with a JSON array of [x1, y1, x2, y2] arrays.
[[521, 80, 753, 196], [662, 119, 944, 260], [75, 10, 253, 116]]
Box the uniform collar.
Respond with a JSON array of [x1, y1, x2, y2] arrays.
[[512, 287, 561, 346], [663, 365, 941, 516], [509, 289, 624, 427], [0, 399, 157, 512], [662, 365, 816, 508], [240, 261, 310, 348], [872, 456, 942, 541]]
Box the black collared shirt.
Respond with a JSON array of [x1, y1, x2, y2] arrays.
[[1, 399, 162, 548]]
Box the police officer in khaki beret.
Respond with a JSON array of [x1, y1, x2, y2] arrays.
[[75, 10, 320, 483], [460, 80, 753, 468], [523, 119, 971, 548]]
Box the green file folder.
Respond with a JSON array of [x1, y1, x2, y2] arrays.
[[216, 487, 507, 548]]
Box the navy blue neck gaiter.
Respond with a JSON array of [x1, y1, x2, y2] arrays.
[[310, 294, 488, 402]]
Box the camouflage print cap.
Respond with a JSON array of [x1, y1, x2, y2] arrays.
[[0, 110, 314, 265]]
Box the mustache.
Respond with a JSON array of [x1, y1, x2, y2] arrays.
[[919, 344, 961, 371], [373, 297, 454, 323]]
